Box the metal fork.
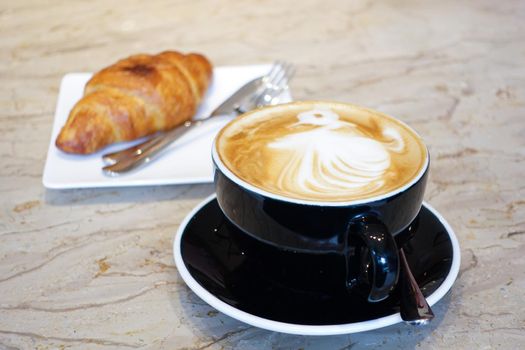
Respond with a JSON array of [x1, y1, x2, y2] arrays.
[[102, 62, 294, 175]]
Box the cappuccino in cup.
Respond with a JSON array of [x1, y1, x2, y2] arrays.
[[213, 101, 429, 302], [216, 101, 427, 202]]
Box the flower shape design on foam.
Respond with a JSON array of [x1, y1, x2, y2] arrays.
[[267, 108, 405, 198]]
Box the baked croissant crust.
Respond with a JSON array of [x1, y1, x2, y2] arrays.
[[55, 51, 213, 154]]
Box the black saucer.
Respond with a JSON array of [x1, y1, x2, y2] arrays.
[[174, 195, 460, 335]]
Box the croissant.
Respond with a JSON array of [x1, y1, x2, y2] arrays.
[[55, 51, 213, 154]]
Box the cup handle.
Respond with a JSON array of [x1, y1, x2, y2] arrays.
[[348, 215, 399, 302]]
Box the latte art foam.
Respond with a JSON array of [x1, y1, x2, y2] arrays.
[[216, 102, 427, 202], [268, 109, 398, 198]]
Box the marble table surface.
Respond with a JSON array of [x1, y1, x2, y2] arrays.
[[1, 0, 524, 349]]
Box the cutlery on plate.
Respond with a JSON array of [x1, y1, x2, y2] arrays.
[[102, 75, 264, 165], [399, 247, 435, 325], [102, 61, 295, 176]]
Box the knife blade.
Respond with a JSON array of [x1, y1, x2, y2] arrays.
[[208, 76, 265, 118]]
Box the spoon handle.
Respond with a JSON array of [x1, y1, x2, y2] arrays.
[[102, 121, 199, 176], [399, 247, 434, 325], [102, 133, 164, 165]]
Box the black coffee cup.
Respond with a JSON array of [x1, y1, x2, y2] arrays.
[[212, 102, 429, 302]]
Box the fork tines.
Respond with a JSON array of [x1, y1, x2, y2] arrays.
[[265, 61, 295, 89], [254, 61, 294, 106]]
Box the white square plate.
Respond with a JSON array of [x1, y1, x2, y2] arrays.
[[43, 65, 292, 189]]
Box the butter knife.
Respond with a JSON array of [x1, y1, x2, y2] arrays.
[[102, 76, 265, 167], [102, 77, 267, 175]]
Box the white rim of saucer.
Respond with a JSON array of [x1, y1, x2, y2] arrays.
[[173, 194, 461, 336], [211, 101, 430, 207]]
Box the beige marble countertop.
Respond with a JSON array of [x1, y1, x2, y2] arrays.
[[1, 0, 524, 349]]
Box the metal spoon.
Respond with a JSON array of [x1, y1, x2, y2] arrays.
[[399, 247, 434, 325]]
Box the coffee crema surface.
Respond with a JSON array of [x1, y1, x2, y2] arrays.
[[216, 102, 428, 202]]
